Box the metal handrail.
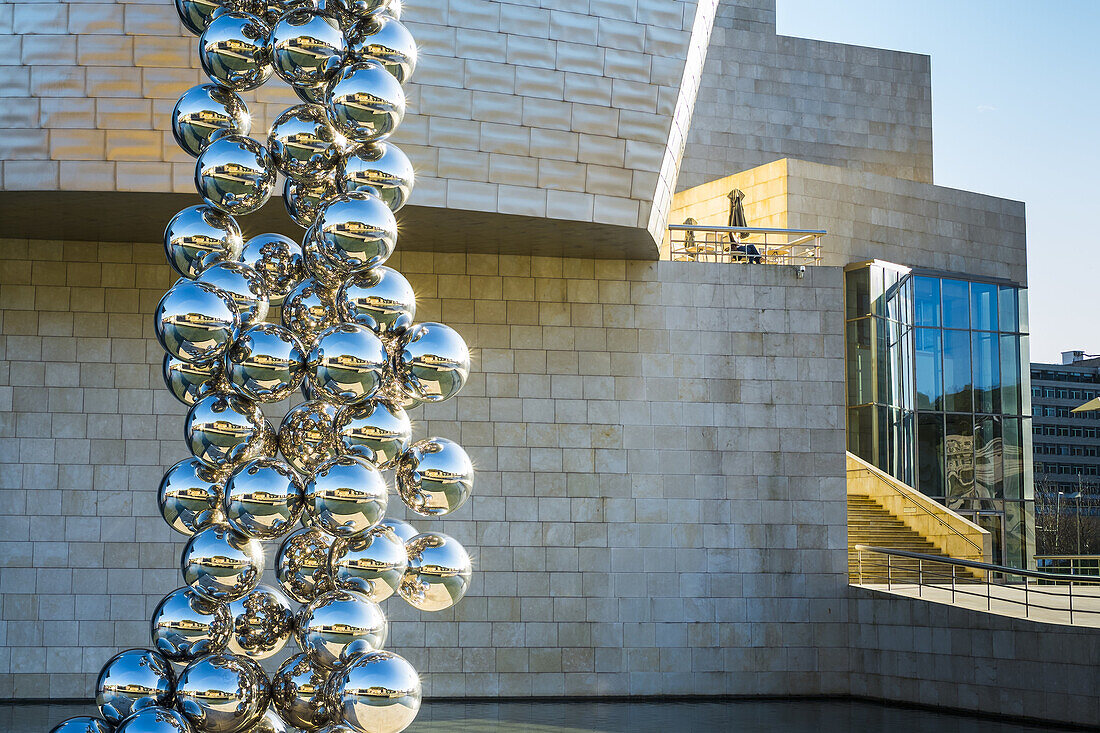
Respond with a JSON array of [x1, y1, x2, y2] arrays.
[[848, 467, 985, 558], [667, 225, 827, 235], [665, 225, 824, 265], [854, 545, 1100, 583]]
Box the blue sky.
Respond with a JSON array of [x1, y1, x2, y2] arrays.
[[777, 0, 1100, 364]]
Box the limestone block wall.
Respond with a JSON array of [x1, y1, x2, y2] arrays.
[[0, 239, 851, 698], [678, 0, 934, 190]]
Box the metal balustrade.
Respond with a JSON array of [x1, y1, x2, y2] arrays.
[[666, 225, 825, 265]]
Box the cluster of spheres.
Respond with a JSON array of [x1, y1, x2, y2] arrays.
[[51, 0, 476, 732]]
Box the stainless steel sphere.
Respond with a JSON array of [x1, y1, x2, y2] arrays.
[[339, 142, 413, 211], [302, 226, 352, 285], [199, 11, 273, 91], [226, 584, 296, 659], [158, 457, 226, 536], [271, 652, 335, 729], [378, 517, 417, 543], [282, 278, 340, 342], [314, 191, 397, 273], [175, 653, 270, 733], [295, 589, 387, 669], [395, 322, 470, 403], [114, 707, 192, 733], [396, 437, 473, 516], [275, 526, 336, 603], [329, 523, 407, 601], [224, 457, 304, 539], [238, 233, 304, 306], [284, 176, 339, 228], [196, 134, 277, 216], [226, 323, 307, 403], [304, 455, 387, 537], [176, 0, 258, 35], [48, 717, 113, 733], [270, 10, 346, 89], [182, 525, 265, 601], [331, 650, 421, 733], [278, 398, 340, 475], [346, 15, 417, 83], [307, 322, 388, 404], [336, 266, 415, 337], [334, 399, 410, 468], [185, 393, 271, 469], [268, 103, 346, 182], [326, 61, 405, 142], [400, 532, 472, 612], [151, 586, 233, 662], [245, 708, 292, 733], [95, 648, 175, 725], [197, 260, 271, 328], [164, 204, 244, 279], [173, 83, 251, 158], [164, 353, 231, 407], [155, 279, 240, 364]]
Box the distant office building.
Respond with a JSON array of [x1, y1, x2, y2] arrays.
[[1031, 351, 1100, 491]]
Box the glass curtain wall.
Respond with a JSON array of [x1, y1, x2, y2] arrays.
[[845, 262, 1034, 568]]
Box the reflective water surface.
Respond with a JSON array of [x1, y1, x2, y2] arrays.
[[1, 699, 1065, 733]]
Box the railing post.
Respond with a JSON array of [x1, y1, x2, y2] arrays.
[[887, 554, 892, 591], [1069, 582, 1074, 625], [987, 574, 991, 611], [858, 549, 863, 585], [1024, 576, 1029, 619], [918, 559, 923, 597], [951, 564, 955, 603]]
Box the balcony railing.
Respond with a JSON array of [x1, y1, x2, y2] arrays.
[[666, 225, 825, 265]]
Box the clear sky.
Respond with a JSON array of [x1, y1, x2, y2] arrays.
[[776, 0, 1100, 364]]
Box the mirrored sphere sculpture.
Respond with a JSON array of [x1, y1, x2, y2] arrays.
[[396, 437, 474, 516], [304, 455, 387, 537], [155, 279, 240, 364], [326, 61, 406, 142], [270, 10, 346, 89], [278, 399, 341, 475], [226, 584, 296, 659], [95, 648, 175, 726], [276, 526, 336, 603], [196, 134, 277, 215], [182, 525, 265, 601], [378, 517, 418, 543], [173, 83, 251, 158], [329, 524, 407, 601], [226, 323, 307, 403], [197, 259, 271, 328], [151, 586, 233, 662], [335, 399, 410, 468], [185, 393, 271, 468], [224, 457, 304, 539], [48, 717, 113, 733], [114, 707, 192, 733], [345, 14, 418, 83], [400, 532, 472, 612], [164, 204, 244, 279], [176, 0, 226, 35], [158, 457, 226, 535], [314, 191, 397, 273], [336, 266, 415, 337], [339, 142, 414, 211], [283, 278, 340, 342], [284, 176, 339, 228], [395, 321, 470, 403], [269, 104, 346, 182], [248, 708, 293, 733], [164, 353, 230, 407], [331, 650, 421, 733], [295, 589, 387, 669], [199, 11, 273, 91], [238, 233, 304, 305], [271, 653, 334, 730], [302, 228, 351, 286], [308, 322, 388, 404], [175, 653, 270, 733], [347, 0, 391, 20]]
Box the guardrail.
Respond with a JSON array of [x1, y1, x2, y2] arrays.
[[855, 544, 1100, 626], [666, 225, 824, 265]]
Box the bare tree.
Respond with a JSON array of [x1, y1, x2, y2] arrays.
[[1035, 480, 1100, 556]]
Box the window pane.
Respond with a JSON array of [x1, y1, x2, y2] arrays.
[[1000, 334, 1020, 415], [1020, 335, 1032, 417], [943, 329, 972, 412], [942, 279, 970, 329], [973, 331, 1000, 414], [848, 406, 875, 463], [845, 267, 870, 320], [888, 407, 913, 485], [915, 327, 943, 410], [945, 414, 974, 500], [974, 416, 1002, 499], [913, 276, 941, 328], [1018, 288, 1030, 333], [918, 413, 945, 497], [971, 281, 998, 331], [1021, 417, 1034, 500], [1003, 417, 1022, 500], [846, 318, 874, 406], [998, 286, 1019, 332]]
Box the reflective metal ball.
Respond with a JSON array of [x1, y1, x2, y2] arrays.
[[196, 134, 277, 216], [173, 83, 251, 158], [176, 0, 225, 35], [114, 707, 192, 733], [339, 141, 414, 211], [224, 457, 304, 539], [314, 191, 397, 273], [400, 532, 472, 612], [284, 176, 339, 228], [278, 398, 340, 475], [335, 399, 411, 468], [197, 260, 271, 329], [269, 104, 346, 182], [48, 717, 113, 733], [304, 454, 387, 537], [151, 586, 233, 662], [326, 61, 406, 143], [295, 589, 387, 669], [302, 227, 352, 286], [271, 652, 334, 729], [282, 277, 340, 343], [185, 393, 271, 469], [395, 321, 470, 403], [346, 15, 417, 84], [378, 517, 418, 543], [96, 648, 175, 725], [199, 11, 273, 91], [336, 266, 416, 337], [346, 0, 391, 20], [164, 204, 244, 279], [396, 437, 473, 516], [226, 323, 307, 403], [332, 650, 421, 733], [164, 353, 231, 407], [158, 457, 226, 536], [238, 233, 304, 305], [175, 653, 270, 733], [244, 708, 292, 733], [182, 525, 265, 601], [155, 279, 240, 364], [329, 523, 407, 601], [276, 526, 336, 603], [226, 584, 296, 659], [270, 10, 346, 89], [307, 322, 388, 404]]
